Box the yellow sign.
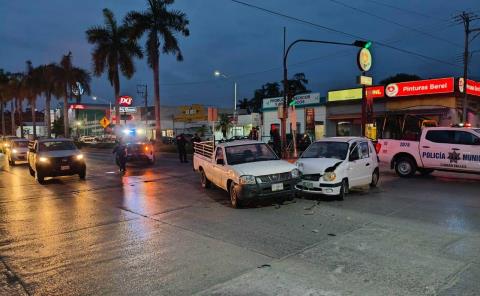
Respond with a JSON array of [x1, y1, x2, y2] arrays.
[[175, 104, 208, 122], [99, 116, 110, 128], [365, 124, 377, 141], [327, 88, 362, 102]]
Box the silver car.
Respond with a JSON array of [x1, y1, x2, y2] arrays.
[[6, 138, 29, 165]]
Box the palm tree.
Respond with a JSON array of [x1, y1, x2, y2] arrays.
[[125, 0, 190, 141], [35, 64, 63, 138], [7, 74, 23, 136], [0, 69, 10, 135], [58, 52, 91, 137], [20, 61, 41, 137], [86, 8, 143, 127], [237, 98, 250, 112], [216, 113, 231, 139]]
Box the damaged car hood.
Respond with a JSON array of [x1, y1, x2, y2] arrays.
[[296, 158, 344, 175]]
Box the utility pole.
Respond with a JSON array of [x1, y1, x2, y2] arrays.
[[454, 11, 480, 123]]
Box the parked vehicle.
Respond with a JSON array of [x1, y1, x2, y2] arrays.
[[125, 141, 155, 164], [193, 140, 300, 208], [377, 127, 480, 177], [0, 136, 18, 153], [27, 138, 86, 184], [295, 137, 379, 200], [5, 138, 29, 165]]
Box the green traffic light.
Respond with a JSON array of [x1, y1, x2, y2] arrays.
[[364, 41, 372, 49], [289, 100, 296, 107]]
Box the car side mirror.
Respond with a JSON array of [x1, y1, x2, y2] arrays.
[[216, 159, 225, 165]]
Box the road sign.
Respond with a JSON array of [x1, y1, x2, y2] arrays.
[[99, 116, 110, 128], [357, 75, 373, 86]]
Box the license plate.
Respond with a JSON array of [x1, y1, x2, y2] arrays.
[[60, 165, 70, 171], [303, 181, 313, 189], [271, 183, 283, 191]]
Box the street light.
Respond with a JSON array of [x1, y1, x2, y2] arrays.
[[214, 70, 238, 137], [281, 38, 371, 158]]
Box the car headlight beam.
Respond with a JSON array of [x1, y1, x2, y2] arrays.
[[39, 157, 49, 163], [76, 154, 84, 160]]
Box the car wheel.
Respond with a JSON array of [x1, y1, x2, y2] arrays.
[[395, 157, 416, 177], [229, 182, 241, 208], [337, 179, 348, 201], [79, 169, 86, 180], [200, 169, 211, 188], [35, 170, 45, 184], [370, 168, 379, 187], [28, 165, 35, 176]]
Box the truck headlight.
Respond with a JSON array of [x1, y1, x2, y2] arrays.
[[76, 154, 84, 160], [239, 175, 256, 185], [291, 168, 300, 178], [12, 149, 18, 154], [323, 172, 336, 182], [39, 157, 49, 163]]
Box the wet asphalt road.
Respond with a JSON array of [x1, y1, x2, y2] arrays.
[[0, 149, 480, 295]]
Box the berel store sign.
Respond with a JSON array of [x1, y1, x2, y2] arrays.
[[385, 77, 454, 97]]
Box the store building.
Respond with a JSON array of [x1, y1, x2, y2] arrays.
[[325, 77, 480, 139], [262, 93, 326, 142]]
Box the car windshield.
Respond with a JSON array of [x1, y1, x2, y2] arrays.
[[301, 141, 349, 160], [39, 141, 77, 151], [13, 141, 28, 148], [225, 143, 278, 165]]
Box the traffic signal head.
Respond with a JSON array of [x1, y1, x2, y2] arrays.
[[354, 40, 372, 49]]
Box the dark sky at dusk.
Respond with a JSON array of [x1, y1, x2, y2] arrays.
[[1, 0, 479, 109]]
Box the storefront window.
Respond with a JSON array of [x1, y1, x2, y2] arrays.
[[337, 121, 352, 136]]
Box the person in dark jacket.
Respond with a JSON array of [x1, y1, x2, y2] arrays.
[[191, 133, 201, 145], [176, 133, 188, 163], [113, 143, 128, 172]]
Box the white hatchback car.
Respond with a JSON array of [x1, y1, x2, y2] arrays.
[[295, 137, 379, 200]]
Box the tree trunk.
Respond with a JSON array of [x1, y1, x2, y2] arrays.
[[114, 66, 120, 126], [17, 99, 24, 138], [10, 100, 15, 135], [63, 95, 69, 138], [1, 101, 5, 136], [31, 97, 36, 138], [153, 56, 161, 141], [45, 93, 51, 138]]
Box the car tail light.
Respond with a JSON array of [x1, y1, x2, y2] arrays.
[[144, 146, 149, 151], [375, 142, 382, 154]]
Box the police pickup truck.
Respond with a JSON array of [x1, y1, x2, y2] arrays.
[[377, 127, 480, 177], [193, 140, 300, 208]]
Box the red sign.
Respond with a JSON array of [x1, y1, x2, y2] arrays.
[[366, 86, 384, 99], [466, 79, 480, 96], [385, 78, 454, 97], [118, 95, 133, 107], [69, 104, 85, 109]]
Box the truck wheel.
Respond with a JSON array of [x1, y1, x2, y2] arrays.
[[28, 165, 35, 176], [200, 170, 211, 188], [337, 179, 348, 201], [370, 168, 379, 187], [35, 170, 45, 184], [395, 157, 416, 177], [418, 168, 434, 176], [229, 182, 241, 208], [79, 168, 86, 180]]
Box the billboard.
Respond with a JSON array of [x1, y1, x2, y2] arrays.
[[263, 93, 321, 109], [327, 88, 362, 102], [385, 78, 454, 97]]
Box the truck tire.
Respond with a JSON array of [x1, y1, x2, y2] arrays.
[[395, 157, 416, 177], [35, 170, 45, 184], [79, 168, 86, 180], [28, 165, 35, 176], [229, 182, 242, 208], [200, 169, 211, 188]]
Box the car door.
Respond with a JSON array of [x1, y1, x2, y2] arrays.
[[453, 130, 480, 172], [346, 142, 364, 187], [357, 141, 374, 185], [420, 130, 464, 170]]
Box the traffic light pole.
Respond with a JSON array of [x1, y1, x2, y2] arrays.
[[282, 39, 369, 158]]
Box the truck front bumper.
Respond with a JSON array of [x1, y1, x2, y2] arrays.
[[236, 178, 300, 200]]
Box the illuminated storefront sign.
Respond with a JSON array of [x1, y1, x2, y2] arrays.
[[175, 104, 208, 122], [327, 88, 362, 102], [118, 95, 133, 107], [459, 78, 480, 96], [366, 86, 384, 99], [385, 78, 454, 97], [69, 104, 85, 109]]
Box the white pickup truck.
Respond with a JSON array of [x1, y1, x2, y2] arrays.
[[193, 140, 300, 208], [377, 127, 480, 177]]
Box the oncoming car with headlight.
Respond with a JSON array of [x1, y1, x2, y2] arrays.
[[295, 137, 379, 200], [193, 140, 300, 208], [27, 138, 86, 184], [6, 138, 29, 165]]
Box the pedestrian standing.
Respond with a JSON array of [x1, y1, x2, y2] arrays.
[[113, 143, 128, 173], [176, 133, 188, 163]]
